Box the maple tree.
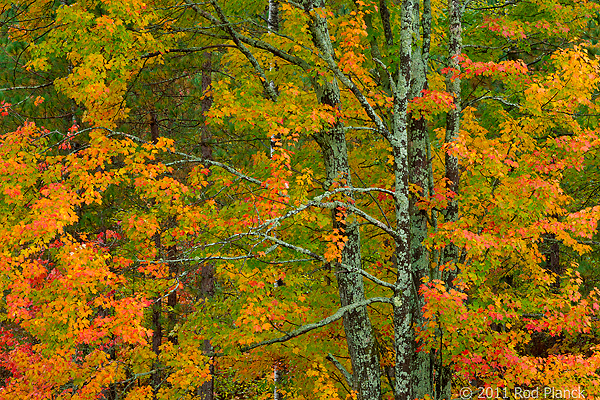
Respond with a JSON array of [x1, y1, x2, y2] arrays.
[[1, 0, 600, 399]]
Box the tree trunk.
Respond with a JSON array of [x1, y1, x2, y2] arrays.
[[443, 0, 463, 268], [167, 245, 178, 345], [199, 264, 215, 400], [389, 0, 418, 397], [151, 298, 162, 391], [406, 0, 436, 394], [304, 1, 381, 398], [200, 53, 214, 161], [199, 51, 216, 400]]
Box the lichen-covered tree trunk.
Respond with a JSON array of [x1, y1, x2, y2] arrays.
[[389, 0, 419, 397], [444, 0, 463, 267], [434, 0, 463, 396], [385, 0, 451, 397], [314, 120, 381, 400], [406, 0, 436, 396], [304, 1, 381, 399]]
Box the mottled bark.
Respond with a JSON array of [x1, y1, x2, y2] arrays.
[[268, 0, 279, 32], [443, 0, 463, 268], [409, 115, 435, 399], [316, 122, 382, 400], [303, 1, 381, 399], [406, 0, 435, 394], [314, 99, 382, 400], [202, 1, 461, 399], [389, 0, 417, 397], [434, 0, 464, 397]]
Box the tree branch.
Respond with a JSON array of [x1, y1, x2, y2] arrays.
[[326, 353, 353, 388], [0, 82, 53, 92], [140, 45, 237, 59], [240, 297, 392, 352]]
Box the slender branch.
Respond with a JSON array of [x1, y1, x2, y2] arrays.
[[326, 353, 353, 388], [316, 43, 391, 139], [140, 253, 256, 264], [169, 150, 265, 186], [342, 126, 381, 133], [260, 234, 396, 289], [210, 0, 278, 101], [317, 200, 397, 238], [187, 0, 310, 71], [251, 186, 396, 233], [373, 58, 397, 93], [240, 297, 392, 352], [140, 45, 236, 59], [0, 82, 53, 92], [466, 1, 519, 11], [466, 95, 521, 109]]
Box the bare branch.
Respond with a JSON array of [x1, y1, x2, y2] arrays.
[[210, 0, 278, 101], [326, 353, 353, 388], [260, 234, 396, 290], [0, 82, 53, 92], [240, 297, 392, 352], [140, 45, 236, 59]]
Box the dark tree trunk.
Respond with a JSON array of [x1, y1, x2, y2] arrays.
[[167, 245, 178, 345], [151, 298, 162, 391], [199, 264, 215, 400]]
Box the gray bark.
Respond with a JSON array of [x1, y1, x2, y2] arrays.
[[374, 0, 442, 398], [303, 1, 381, 399], [434, 0, 463, 397], [407, 0, 435, 396], [202, 0, 463, 398], [389, 0, 417, 398], [267, 0, 279, 32], [443, 0, 463, 267]]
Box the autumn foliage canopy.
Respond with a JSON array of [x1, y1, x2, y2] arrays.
[[1, 0, 600, 399]]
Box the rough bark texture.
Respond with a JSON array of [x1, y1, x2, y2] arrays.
[[315, 120, 382, 400], [435, 0, 464, 396], [389, 0, 417, 398], [406, 0, 435, 394], [409, 114, 435, 399], [443, 0, 463, 268], [267, 0, 279, 32], [204, 0, 461, 398], [304, 1, 381, 399]]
